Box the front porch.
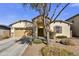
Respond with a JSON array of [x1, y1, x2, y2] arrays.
[[32, 16, 51, 40]]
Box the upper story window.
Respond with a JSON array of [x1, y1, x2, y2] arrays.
[[54, 26, 62, 33]]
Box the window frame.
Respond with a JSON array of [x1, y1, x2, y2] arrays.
[[54, 26, 62, 33]]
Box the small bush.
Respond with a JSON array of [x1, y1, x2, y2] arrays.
[[56, 36, 67, 39], [60, 39, 75, 46], [41, 46, 75, 56], [33, 39, 43, 44]]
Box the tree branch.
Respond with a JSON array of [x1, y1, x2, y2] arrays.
[[53, 3, 70, 21], [51, 3, 61, 19]]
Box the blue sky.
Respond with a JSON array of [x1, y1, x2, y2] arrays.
[[0, 3, 79, 25]]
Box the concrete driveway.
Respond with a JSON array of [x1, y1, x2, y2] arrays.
[[0, 37, 30, 56]]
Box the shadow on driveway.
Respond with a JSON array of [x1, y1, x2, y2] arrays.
[[16, 35, 32, 44]]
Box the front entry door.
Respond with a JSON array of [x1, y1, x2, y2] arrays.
[[38, 28, 44, 37]]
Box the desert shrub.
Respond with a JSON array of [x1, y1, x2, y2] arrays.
[[41, 46, 75, 56], [33, 38, 43, 44], [56, 36, 67, 39], [60, 39, 75, 46]]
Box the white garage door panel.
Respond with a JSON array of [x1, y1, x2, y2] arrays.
[[14, 28, 32, 37]]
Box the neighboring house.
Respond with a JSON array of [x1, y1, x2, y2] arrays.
[[9, 20, 33, 38], [66, 14, 79, 37], [50, 20, 72, 38], [0, 25, 10, 40]]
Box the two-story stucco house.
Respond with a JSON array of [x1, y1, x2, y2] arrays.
[[9, 15, 72, 39], [66, 14, 79, 37]]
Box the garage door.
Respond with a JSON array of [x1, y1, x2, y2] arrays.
[[15, 28, 32, 37]]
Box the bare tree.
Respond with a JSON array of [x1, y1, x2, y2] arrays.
[[23, 3, 70, 45]]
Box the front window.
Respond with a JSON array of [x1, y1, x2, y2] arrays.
[[54, 26, 62, 33]]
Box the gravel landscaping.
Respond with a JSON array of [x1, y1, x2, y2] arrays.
[[22, 43, 46, 56], [22, 37, 79, 56]]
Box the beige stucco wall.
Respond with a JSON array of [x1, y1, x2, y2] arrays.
[[50, 22, 71, 38], [10, 21, 33, 37], [67, 16, 79, 37], [0, 29, 10, 40], [33, 16, 51, 38], [11, 22, 33, 28]]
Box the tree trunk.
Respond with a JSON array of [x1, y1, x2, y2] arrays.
[[47, 31, 50, 45]]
